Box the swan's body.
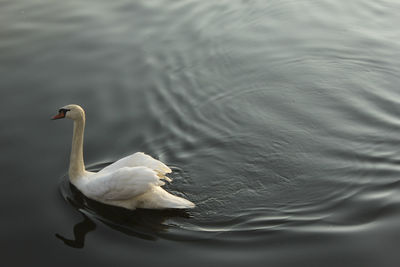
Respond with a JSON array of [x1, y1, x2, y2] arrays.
[[52, 104, 195, 210]]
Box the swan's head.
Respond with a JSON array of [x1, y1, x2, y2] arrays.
[[52, 104, 85, 121]]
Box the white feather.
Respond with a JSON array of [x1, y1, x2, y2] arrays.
[[99, 152, 173, 182], [99, 152, 171, 175], [83, 167, 164, 201]]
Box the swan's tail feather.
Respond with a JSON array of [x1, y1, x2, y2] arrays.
[[161, 194, 195, 209], [157, 172, 172, 183], [136, 186, 195, 209]]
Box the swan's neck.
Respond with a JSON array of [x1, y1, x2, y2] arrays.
[[69, 117, 86, 181]]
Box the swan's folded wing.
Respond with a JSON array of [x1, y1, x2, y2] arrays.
[[86, 167, 164, 201], [99, 152, 172, 177]]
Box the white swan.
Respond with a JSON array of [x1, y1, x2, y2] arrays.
[[52, 104, 195, 210]]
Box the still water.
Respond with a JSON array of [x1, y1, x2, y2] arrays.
[[1, 0, 400, 266]]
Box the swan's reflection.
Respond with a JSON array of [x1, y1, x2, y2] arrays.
[[55, 212, 96, 249], [56, 180, 191, 248]]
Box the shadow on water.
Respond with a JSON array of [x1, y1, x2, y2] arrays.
[[55, 212, 96, 249], [56, 163, 192, 248]]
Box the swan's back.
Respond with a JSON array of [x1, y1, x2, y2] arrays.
[[80, 166, 194, 210], [99, 152, 171, 176]]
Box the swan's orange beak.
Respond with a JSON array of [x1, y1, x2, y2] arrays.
[[51, 112, 65, 120]]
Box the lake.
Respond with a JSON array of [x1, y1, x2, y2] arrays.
[[1, 0, 400, 266]]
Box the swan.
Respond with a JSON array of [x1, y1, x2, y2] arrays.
[[52, 104, 195, 210]]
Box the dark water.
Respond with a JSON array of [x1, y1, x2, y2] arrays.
[[2, 0, 400, 266]]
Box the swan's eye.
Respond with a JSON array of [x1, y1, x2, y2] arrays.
[[59, 108, 70, 114]]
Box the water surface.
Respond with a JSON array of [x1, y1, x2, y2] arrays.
[[1, 0, 400, 266]]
